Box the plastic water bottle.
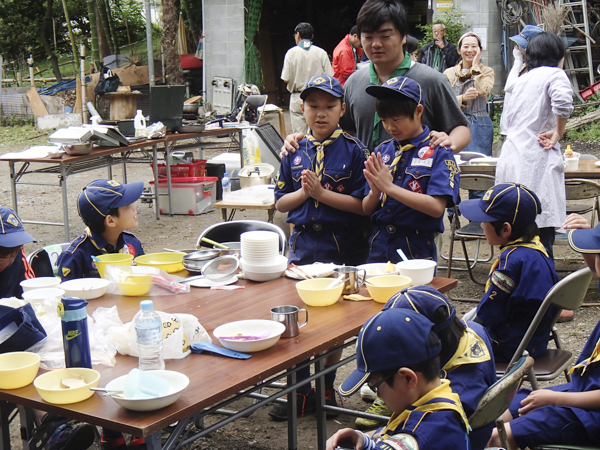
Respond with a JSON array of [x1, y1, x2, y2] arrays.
[[134, 110, 147, 138], [134, 300, 165, 371], [222, 172, 231, 195]]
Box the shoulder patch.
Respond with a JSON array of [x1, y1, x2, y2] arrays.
[[491, 271, 516, 294], [62, 267, 71, 278], [383, 434, 419, 450]]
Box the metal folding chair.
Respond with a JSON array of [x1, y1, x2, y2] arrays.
[[238, 95, 268, 125], [27, 243, 70, 277]]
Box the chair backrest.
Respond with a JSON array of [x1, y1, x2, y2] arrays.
[[505, 267, 593, 371], [27, 243, 70, 277], [458, 174, 496, 193], [565, 179, 600, 201], [241, 95, 268, 124], [469, 355, 534, 429], [578, 154, 598, 160], [196, 220, 287, 255]]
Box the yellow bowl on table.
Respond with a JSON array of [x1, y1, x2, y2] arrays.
[[134, 252, 185, 273], [118, 274, 154, 296], [34, 368, 100, 404], [296, 278, 344, 306], [366, 275, 412, 304], [95, 253, 134, 278], [0, 352, 41, 389]]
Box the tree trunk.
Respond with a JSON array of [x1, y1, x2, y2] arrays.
[[39, 0, 62, 81], [97, 0, 114, 54], [104, 0, 119, 53], [162, 0, 183, 85], [61, 0, 80, 66], [87, 0, 101, 66]]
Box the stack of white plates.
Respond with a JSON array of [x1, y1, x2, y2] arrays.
[[240, 231, 287, 282]]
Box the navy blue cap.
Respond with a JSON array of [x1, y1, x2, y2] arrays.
[[338, 308, 440, 397], [510, 25, 544, 50], [0, 206, 36, 247], [383, 285, 456, 332], [567, 225, 600, 254], [300, 75, 344, 100], [365, 76, 425, 107], [77, 179, 144, 224], [459, 183, 541, 226]]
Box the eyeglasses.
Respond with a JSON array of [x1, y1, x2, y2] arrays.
[[367, 373, 394, 393]]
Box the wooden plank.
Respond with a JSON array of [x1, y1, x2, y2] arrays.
[[25, 86, 48, 119], [184, 95, 202, 104]]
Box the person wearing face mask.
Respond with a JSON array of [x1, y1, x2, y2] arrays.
[[418, 22, 460, 72], [444, 32, 495, 157]]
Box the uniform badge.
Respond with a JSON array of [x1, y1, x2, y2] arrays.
[[483, 189, 493, 201], [6, 214, 19, 227], [293, 156, 302, 166], [312, 76, 325, 84], [383, 433, 419, 450], [62, 267, 71, 277], [323, 182, 333, 191], [408, 180, 422, 193], [107, 180, 121, 187], [382, 154, 391, 164], [470, 340, 485, 358], [444, 159, 459, 187], [417, 146, 434, 159], [491, 271, 516, 294], [277, 180, 285, 189], [336, 185, 345, 193], [124, 244, 135, 255]]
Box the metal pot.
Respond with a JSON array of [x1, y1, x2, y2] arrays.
[[239, 163, 275, 189], [61, 143, 93, 155], [183, 104, 199, 115], [183, 249, 220, 272], [213, 242, 241, 257]]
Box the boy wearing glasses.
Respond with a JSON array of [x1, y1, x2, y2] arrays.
[[329, 308, 469, 450]]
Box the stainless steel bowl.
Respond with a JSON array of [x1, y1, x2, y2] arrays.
[[183, 249, 220, 272], [61, 143, 93, 155], [213, 242, 241, 257]]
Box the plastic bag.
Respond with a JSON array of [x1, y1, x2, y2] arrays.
[[108, 311, 210, 359], [147, 121, 166, 139], [104, 265, 190, 296], [243, 129, 261, 165]]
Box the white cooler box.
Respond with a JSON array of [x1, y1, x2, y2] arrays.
[[150, 177, 218, 215]]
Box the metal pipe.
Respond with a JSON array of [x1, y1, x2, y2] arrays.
[[144, 0, 155, 86]]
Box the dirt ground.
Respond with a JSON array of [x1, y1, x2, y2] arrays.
[[1, 119, 600, 449]]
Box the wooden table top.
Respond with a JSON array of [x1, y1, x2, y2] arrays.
[[0, 276, 456, 437], [460, 159, 600, 179]]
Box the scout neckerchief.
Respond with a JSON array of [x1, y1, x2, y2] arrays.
[[433, 45, 443, 72], [307, 127, 343, 207], [370, 51, 412, 148], [298, 39, 312, 51], [380, 379, 469, 440], [443, 325, 491, 371], [349, 35, 358, 68], [380, 129, 431, 207], [568, 337, 600, 375], [485, 236, 548, 292]]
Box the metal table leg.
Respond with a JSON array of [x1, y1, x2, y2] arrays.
[[315, 358, 327, 450], [0, 401, 14, 450], [165, 141, 174, 216], [60, 164, 70, 242], [287, 367, 298, 450], [152, 143, 160, 220], [9, 162, 18, 215]]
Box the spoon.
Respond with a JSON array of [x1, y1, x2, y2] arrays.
[[326, 274, 349, 289], [201, 237, 229, 249], [90, 387, 123, 393], [396, 248, 409, 262]]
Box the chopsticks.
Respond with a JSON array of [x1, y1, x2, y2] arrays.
[[289, 264, 314, 280]]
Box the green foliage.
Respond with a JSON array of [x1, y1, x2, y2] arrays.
[[490, 100, 503, 144], [111, 0, 147, 46], [565, 123, 600, 143], [571, 92, 600, 118], [416, 8, 467, 49]]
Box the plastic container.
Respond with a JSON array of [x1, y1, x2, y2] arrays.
[[58, 297, 92, 368], [149, 177, 217, 215], [242, 129, 261, 166], [134, 300, 165, 371], [222, 172, 231, 195], [153, 159, 207, 179], [134, 110, 147, 138]]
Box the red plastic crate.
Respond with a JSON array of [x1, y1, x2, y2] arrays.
[[154, 159, 207, 179]]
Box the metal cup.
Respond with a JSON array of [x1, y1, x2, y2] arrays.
[[333, 266, 366, 295], [270, 305, 308, 338]]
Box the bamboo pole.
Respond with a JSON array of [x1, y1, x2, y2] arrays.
[[87, 0, 100, 66], [61, 0, 80, 67]]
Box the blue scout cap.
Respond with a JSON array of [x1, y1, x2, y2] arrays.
[[383, 285, 456, 332], [0, 206, 36, 248], [77, 179, 144, 224], [510, 25, 544, 51], [300, 75, 344, 100], [365, 76, 425, 106], [459, 183, 541, 226], [338, 308, 441, 397], [567, 225, 600, 254]]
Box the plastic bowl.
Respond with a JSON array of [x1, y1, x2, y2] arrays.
[[0, 352, 41, 389], [117, 274, 154, 296], [59, 278, 109, 300], [296, 277, 344, 307], [240, 255, 287, 282], [105, 370, 190, 411], [22, 288, 65, 303], [397, 260, 437, 286], [214, 319, 285, 352], [34, 368, 100, 404], [357, 263, 400, 279], [366, 275, 412, 303], [95, 253, 134, 278], [134, 252, 185, 273], [20, 277, 60, 292]]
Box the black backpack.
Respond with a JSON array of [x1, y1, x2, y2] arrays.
[[94, 67, 120, 95]]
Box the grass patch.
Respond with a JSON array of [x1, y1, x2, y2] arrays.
[[0, 125, 50, 153], [565, 123, 600, 143]]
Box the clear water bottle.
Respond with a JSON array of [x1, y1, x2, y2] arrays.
[[134, 300, 165, 371], [222, 172, 231, 195]]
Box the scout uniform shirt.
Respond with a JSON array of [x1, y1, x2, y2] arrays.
[[275, 127, 369, 265], [366, 126, 459, 263], [58, 228, 144, 280], [476, 237, 559, 362], [0, 247, 34, 298]]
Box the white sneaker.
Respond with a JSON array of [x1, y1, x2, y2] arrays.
[[360, 383, 377, 401]]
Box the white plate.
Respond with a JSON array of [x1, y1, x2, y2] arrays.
[[188, 275, 238, 288], [469, 157, 499, 166], [284, 263, 336, 280]]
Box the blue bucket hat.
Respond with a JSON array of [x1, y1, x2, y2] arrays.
[[510, 25, 544, 50], [300, 75, 344, 100], [365, 76, 426, 107], [567, 225, 600, 254], [78, 179, 144, 224], [383, 285, 456, 332], [459, 183, 541, 226], [0, 207, 36, 248], [338, 308, 441, 397]]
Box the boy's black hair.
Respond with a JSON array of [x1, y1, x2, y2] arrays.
[[404, 35, 419, 54], [432, 305, 466, 363], [350, 25, 359, 36], [491, 219, 539, 242], [0, 245, 21, 258], [357, 0, 409, 38], [526, 32, 565, 70], [375, 96, 418, 120], [85, 207, 120, 235], [294, 22, 314, 40]]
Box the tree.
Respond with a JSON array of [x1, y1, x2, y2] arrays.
[[162, 0, 183, 85]]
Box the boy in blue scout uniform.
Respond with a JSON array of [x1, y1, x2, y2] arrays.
[[362, 76, 459, 263], [459, 183, 559, 362], [329, 308, 470, 450], [58, 179, 145, 280], [0, 206, 36, 298], [275, 74, 369, 266]]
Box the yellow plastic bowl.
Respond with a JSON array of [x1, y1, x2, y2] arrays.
[[134, 252, 185, 273], [0, 352, 41, 389], [34, 368, 100, 404], [118, 274, 153, 296], [296, 278, 344, 306], [95, 253, 134, 278], [366, 275, 412, 304]]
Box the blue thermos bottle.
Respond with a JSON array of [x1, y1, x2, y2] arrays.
[[57, 297, 92, 368]]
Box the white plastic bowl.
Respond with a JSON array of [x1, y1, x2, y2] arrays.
[[240, 255, 288, 282], [20, 277, 60, 292], [357, 263, 400, 279], [213, 319, 285, 352], [397, 260, 437, 286], [59, 278, 109, 300], [104, 370, 189, 411], [22, 288, 65, 303]]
